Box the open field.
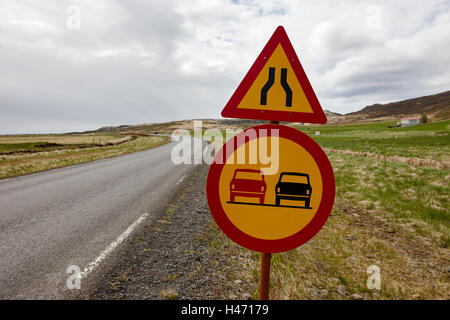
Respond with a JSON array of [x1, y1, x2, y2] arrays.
[[0, 134, 122, 145], [0, 134, 132, 154], [2, 120, 448, 299], [208, 120, 449, 299], [295, 120, 450, 163], [0, 135, 170, 179]]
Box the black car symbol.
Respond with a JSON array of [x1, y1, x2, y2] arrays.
[[275, 172, 312, 208]]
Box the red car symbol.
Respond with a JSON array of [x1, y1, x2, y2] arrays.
[[230, 169, 266, 204]]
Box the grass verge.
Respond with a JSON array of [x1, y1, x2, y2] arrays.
[[210, 151, 449, 299], [207, 120, 449, 299], [0, 136, 170, 179], [296, 120, 450, 162]]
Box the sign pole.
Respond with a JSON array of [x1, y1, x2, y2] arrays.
[[257, 120, 279, 300], [258, 252, 272, 299]]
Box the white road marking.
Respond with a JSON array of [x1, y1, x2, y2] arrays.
[[80, 212, 149, 279], [175, 175, 186, 186]]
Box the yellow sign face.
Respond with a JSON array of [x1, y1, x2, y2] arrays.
[[237, 44, 313, 114], [207, 124, 335, 253], [218, 136, 322, 240]]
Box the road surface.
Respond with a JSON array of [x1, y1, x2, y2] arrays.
[[0, 140, 199, 299]]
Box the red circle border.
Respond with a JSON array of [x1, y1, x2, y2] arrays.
[[206, 124, 335, 253]]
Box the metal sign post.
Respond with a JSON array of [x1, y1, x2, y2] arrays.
[[258, 252, 272, 300]]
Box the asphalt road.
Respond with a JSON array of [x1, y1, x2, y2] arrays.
[[0, 140, 199, 299]]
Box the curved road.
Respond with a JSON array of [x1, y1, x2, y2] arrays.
[[0, 140, 199, 299]]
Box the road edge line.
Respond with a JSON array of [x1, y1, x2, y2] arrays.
[[80, 212, 149, 279]]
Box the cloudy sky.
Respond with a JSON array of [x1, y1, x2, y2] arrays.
[[1, 0, 450, 133]]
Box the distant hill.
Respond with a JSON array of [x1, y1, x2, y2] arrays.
[[92, 113, 345, 134], [92, 119, 254, 135], [87, 91, 450, 134], [323, 110, 342, 123], [331, 90, 450, 124]]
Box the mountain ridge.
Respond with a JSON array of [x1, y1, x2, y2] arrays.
[[90, 90, 450, 133], [328, 90, 450, 124]]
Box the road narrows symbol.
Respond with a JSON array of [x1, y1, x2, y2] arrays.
[[260, 67, 275, 105], [280, 68, 292, 107], [221, 26, 327, 123], [260, 68, 293, 107]]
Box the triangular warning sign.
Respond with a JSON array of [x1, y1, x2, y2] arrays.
[[222, 26, 327, 124]]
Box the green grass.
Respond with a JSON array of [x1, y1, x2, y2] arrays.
[[0, 136, 170, 179], [0, 134, 121, 145], [0, 134, 129, 154], [216, 149, 449, 300], [329, 152, 449, 229], [297, 119, 449, 135], [210, 119, 450, 300], [295, 120, 450, 161], [300, 119, 449, 240], [392, 120, 450, 132], [297, 120, 399, 135], [0, 142, 49, 153], [0, 141, 100, 154]]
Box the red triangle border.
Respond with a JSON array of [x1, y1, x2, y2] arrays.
[[221, 26, 327, 124]]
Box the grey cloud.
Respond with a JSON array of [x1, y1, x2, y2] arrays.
[[0, 0, 450, 133]]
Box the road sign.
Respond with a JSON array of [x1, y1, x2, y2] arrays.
[[221, 26, 327, 124], [206, 124, 335, 253]]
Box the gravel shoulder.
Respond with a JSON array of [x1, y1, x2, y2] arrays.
[[71, 164, 257, 300]]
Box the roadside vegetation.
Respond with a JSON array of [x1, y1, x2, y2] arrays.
[[0, 134, 123, 145], [0, 135, 170, 179], [295, 120, 450, 163], [209, 119, 449, 300]]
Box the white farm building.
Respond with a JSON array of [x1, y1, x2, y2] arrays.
[[399, 117, 420, 127]]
